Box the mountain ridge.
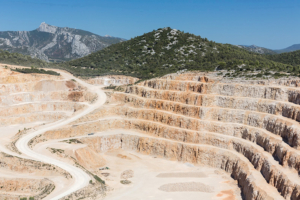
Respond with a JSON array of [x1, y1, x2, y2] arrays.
[[274, 44, 300, 54], [238, 44, 300, 54], [0, 23, 125, 62]]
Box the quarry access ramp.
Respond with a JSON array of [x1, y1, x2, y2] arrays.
[[15, 69, 107, 200]]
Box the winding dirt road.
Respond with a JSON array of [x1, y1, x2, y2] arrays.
[[15, 70, 107, 200]]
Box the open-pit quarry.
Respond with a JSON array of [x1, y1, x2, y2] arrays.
[[1, 64, 300, 200]]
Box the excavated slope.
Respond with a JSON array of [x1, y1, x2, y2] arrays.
[[14, 70, 300, 199], [30, 72, 300, 200]]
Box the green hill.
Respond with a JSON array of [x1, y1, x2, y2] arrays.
[[267, 50, 300, 66], [66, 27, 293, 79], [0, 49, 50, 67]]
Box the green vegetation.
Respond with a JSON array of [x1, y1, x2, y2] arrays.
[[0, 49, 49, 67], [103, 85, 125, 92], [12, 67, 60, 76], [50, 148, 64, 154], [66, 27, 295, 79], [267, 50, 300, 66], [103, 85, 117, 90], [63, 139, 82, 144], [120, 180, 131, 185], [93, 175, 105, 184]]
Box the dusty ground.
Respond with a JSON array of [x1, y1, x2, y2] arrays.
[[102, 150, 240, 200]]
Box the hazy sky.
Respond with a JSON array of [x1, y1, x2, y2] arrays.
[[0, 0, 299, 49]]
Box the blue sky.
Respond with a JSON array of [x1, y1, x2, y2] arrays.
[[0, 0, 299, 49]]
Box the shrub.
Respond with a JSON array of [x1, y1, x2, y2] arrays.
[[12, 68, 60, 76], [94, 175, 105, 184]]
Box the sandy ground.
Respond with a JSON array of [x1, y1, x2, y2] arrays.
[[102, 149, 241, 200]]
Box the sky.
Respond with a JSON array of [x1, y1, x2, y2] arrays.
[[0, 0, 299, 49]]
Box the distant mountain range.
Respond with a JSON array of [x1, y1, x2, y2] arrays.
[[273, 44, 300, 54], [0, 22, 125, 62], [238, 44, 300, 55]]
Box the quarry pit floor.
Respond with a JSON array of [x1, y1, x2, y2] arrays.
[[103, 149, 240, 200], [34, 129, 242, 200]]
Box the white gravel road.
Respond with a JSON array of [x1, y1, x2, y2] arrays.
[[16, 70, 107, 200]]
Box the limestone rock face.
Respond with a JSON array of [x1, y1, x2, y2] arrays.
[[87, 75, 139, 86], [37, 22, 58, 34], [0, 23, 125, 62], [75, 147, 106, 170]]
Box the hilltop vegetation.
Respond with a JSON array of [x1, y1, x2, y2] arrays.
[[267, 50, 300, 66], [67, 27, 294, 79]]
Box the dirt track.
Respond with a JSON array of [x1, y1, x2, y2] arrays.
[[10, 67, 107, 199]]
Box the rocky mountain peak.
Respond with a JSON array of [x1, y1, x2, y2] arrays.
[[37, 22, 57, 34], [0, 23, 125, 62]]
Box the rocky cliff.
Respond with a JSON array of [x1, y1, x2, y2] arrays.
[[0, 23, 125, 62]]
